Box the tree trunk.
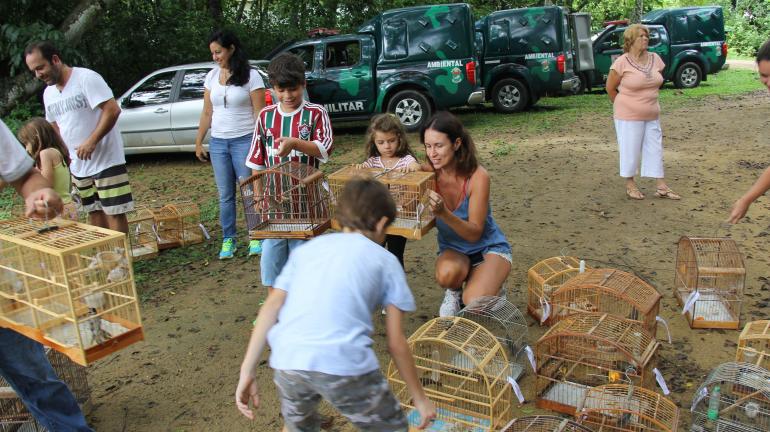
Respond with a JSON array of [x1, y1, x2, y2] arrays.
[[208, 0, 223, 26], [235, 0, 248, 23], [630, 0, 644, 23], [0, 0, 117, 117]]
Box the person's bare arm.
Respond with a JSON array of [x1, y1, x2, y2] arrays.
[[250, 89, 266, 119], [76, 99, 121, 160], [195, 89, 214, 162], [9, 169, 62, 218], [38, 149, 60, 183], [235, 288, 287, 419], [385, 306, 436, 429], [728, 166, 770, 223], [606, 69, 621, 103]]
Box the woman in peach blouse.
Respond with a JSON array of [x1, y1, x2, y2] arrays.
[[606, 24, 680, 200]]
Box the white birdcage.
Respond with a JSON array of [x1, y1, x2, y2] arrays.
[[690, 362, 770, 432], [457, 296, 532, 381]]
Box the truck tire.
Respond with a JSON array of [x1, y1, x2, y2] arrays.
[[491, 78, 529, 113], [570, 73, 588, 95], [674, 62, 702, 89], [387, 90, 432, 133]]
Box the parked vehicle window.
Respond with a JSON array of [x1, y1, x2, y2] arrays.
[[383, 19, 408, 60], [604, 30, 623, 50], [488, 20, 510, 54], [127, 71, 175, 106], [325, 41, 361, 69], [179, 68, 209, 101], [648, 29, 662, 47], [289, 46, 315, 71]]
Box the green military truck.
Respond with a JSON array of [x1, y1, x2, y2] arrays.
[[583, 6, 727, 91], [269, 3, 483, 132], [474, 6, 593, 112]]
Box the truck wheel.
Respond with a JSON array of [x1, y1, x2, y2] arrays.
[[570, 73, 587, 95], [674, 62, 702, 89], [491, 78, 529, 113], [387, 90, 432, 132]]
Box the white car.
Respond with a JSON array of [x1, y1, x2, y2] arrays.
[[117, 62, 272, 155]]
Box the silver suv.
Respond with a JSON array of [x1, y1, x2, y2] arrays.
[[117, 62, 271, 155]]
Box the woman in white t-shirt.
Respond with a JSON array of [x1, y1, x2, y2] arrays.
[[195, 30, 265, 260]]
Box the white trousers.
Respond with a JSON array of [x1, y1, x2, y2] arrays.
[[614, 119, 664, 178]]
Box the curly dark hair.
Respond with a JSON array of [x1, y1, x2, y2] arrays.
[[209, 30, 250, 87]]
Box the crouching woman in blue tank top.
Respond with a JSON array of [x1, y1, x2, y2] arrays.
[[422, 112, 512, 317]]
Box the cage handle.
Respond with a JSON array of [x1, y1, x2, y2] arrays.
[[301, 170, 324, 185]]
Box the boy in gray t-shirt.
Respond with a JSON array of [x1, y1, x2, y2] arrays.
[[236, 178, 435, 431]]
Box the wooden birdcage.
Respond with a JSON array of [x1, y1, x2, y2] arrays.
[[737, 321, 770, 370], [0, 347, 91, 431], [239, 161, 330, 239], [386, 317, 513, 431], [328, 166, 435, 239], [500, 415, 593, 432], [674, 237, 744, 329], [576, 384, 679, 432], [0, 218, 144, 366], [690, 362, 770, 432], [165, 202, 206, 246], [551, 268, 662, 335], [151, 206, 181, 250], [126, 207, 158, 260], [458, 296, 531, 381], [528, 256, 588, 324], [535, 313, 659, 415]]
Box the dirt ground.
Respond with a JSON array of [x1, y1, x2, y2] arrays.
[[85, 90, 770, 431]]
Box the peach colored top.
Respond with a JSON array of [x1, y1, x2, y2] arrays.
[[611, 52, 666, 121]]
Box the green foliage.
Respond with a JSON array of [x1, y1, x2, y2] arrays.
[[725, 1, 770, 57], [4, 99, 44, 134]]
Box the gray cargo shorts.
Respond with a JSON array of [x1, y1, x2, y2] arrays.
[[273, 369, 408, 432]]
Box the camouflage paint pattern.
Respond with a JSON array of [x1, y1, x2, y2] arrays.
[[476, 6, 576, 98]]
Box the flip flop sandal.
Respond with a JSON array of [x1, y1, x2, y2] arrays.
[[626, 188, 645, 200], [655, 188, 681, 200]]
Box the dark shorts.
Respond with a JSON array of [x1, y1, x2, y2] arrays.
[[273, 369, 408, 432], [71, 164, 134, 215]]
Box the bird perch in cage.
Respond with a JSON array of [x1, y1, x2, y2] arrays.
[[240, 161, 330, 239], [328, 165, 436, 239], [0, 218, 143, 366], [736, 320, 770, 370], [500, 415, 593, 432], [576, 383, 679, 432]]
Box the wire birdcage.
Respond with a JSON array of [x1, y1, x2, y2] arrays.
[[736, 321, 770, 370], [576, 384, 679, 432], [328, 166, 435, 239], [126, 206, 158, 260], [690, 362, 770, 432], [528, 256, 588, 324], [551, 268, 662, 335], [386, 317, 513, 431], [674, 237, 744, 329], [0, 218, 144, 366], [458, 296, 531, 381], [535, 313, 659, 415], [240, 161, 330, 239], [0, 347, 90, 431], [500, 415, 593, 432]]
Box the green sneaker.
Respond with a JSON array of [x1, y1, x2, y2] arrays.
[[219, 238, 236, 260], [248, 240, 263, 256]]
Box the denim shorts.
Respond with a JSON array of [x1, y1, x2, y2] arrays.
[[260, 238, 305, 287], [274, 369, 407, 432], [442, 244, 513, 267]]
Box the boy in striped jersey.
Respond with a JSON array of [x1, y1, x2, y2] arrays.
[[245, 53, 333, 295]]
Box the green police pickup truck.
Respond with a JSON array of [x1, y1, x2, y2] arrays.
[[474, 6, 593, 112], [583, 6, 727, 91], [269, 3, 484, 132]]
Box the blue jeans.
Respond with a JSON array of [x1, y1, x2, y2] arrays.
[[260, 239, 305, 286], [0, 328, 92, 431], [209, 133, 254, 240]]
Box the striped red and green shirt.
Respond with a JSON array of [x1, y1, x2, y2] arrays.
[[246, 101, 333, 170]]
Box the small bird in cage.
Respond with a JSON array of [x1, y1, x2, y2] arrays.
[[83, 290, 109, 345]]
